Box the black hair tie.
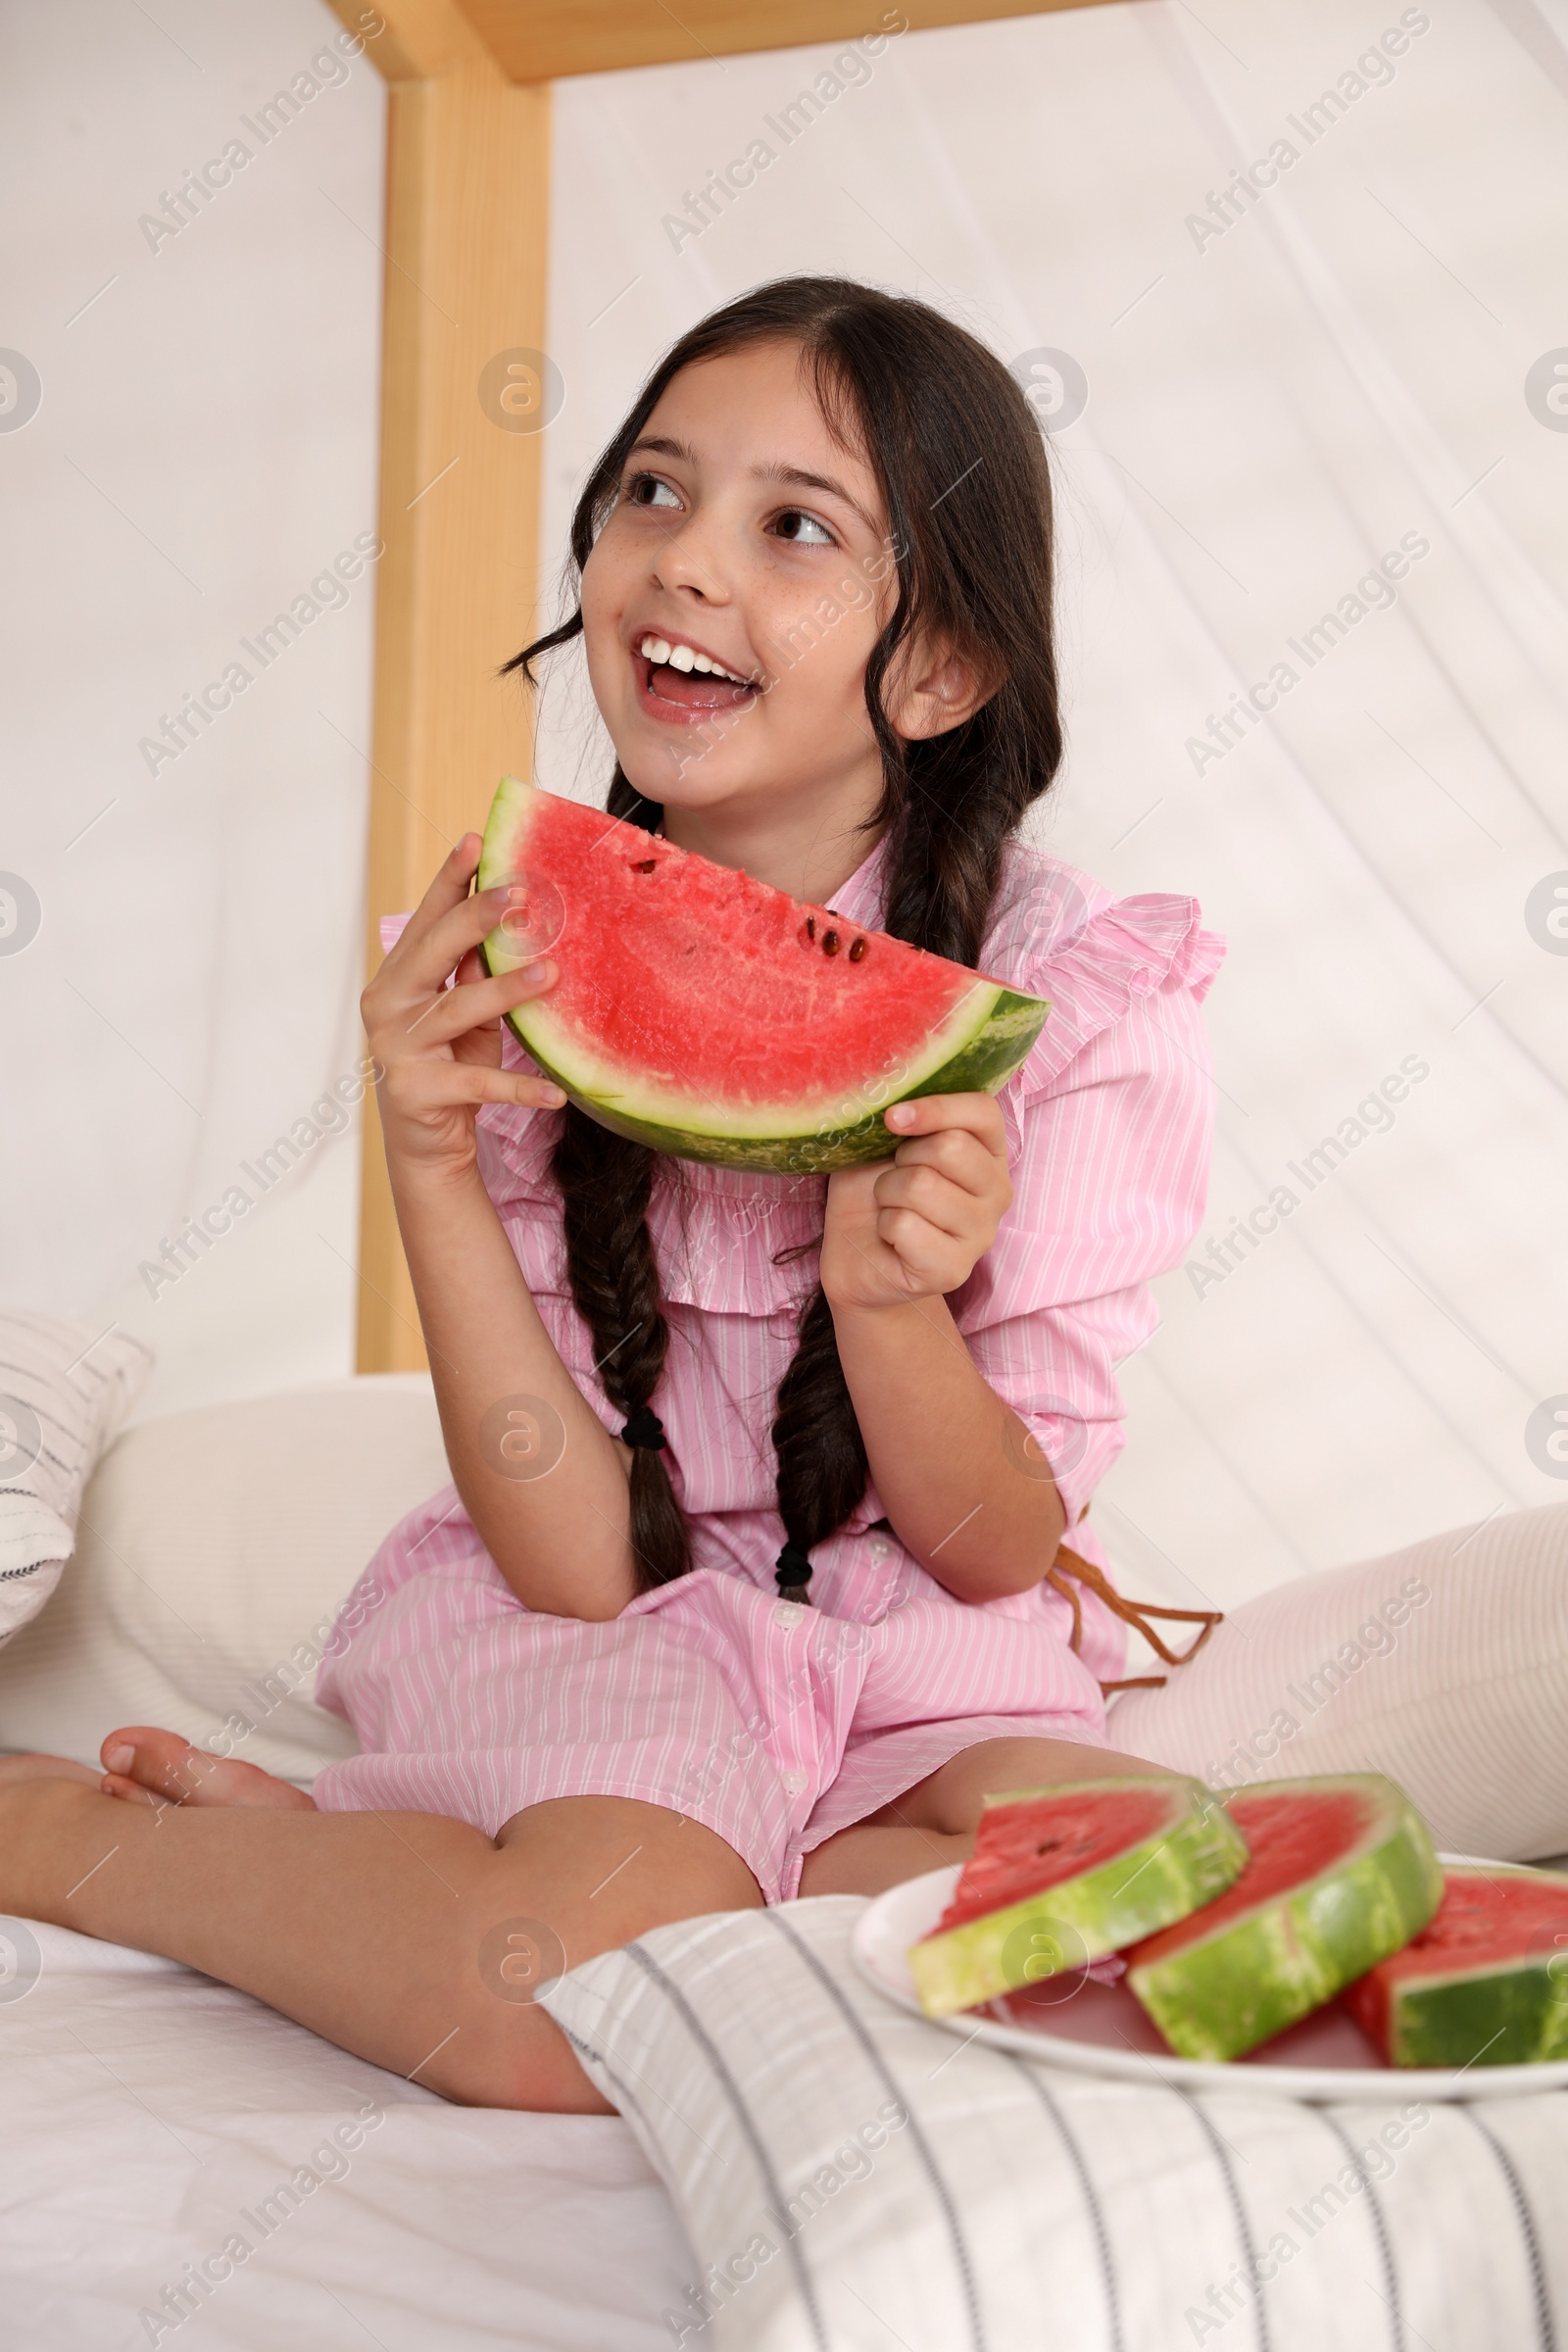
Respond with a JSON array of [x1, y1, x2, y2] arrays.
[[775, 1544, 813, 1603], [620, 1405, 666, 1451]]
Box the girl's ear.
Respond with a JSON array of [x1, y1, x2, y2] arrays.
[[887, 640, 1003, 742]]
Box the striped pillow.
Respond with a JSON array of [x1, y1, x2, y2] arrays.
[[540, 1894, 1568, 2351], [0, 1311, 153, 1643]]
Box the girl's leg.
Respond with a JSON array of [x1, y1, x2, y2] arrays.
[[0, 1761, 761, 2112], [798, 1735, 1168, 1897]]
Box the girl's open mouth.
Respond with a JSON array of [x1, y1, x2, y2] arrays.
[[634, 632, 760, 725]]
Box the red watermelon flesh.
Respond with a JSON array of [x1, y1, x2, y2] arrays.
[[907, 1775, 1248, 2020], [1133, 1787, 1372, 1960], [938, 1782, 1186, 1931], [475, 775, 1048, 1173], [1344, 1864, 1568, 2068], [1126, 1775, 1443, 2063]]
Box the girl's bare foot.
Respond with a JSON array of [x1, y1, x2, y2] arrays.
[[99, 1728, 316, 1812]]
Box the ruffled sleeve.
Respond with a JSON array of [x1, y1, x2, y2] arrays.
[[952, 860, 1227, 1531]]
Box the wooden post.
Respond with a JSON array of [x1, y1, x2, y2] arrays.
[[330, 2, 551, 1371]]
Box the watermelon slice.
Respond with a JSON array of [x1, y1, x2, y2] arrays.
[[476, 776, 1049, 1172], [1126, 1775, 1443, 2063], [1344, 1863, 1568, 2069], [907, 1776, 1248, 2021]]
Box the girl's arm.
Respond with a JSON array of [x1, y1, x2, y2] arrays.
[[363, 836, 639, 1622], [821, 1096, 1065, 1603]]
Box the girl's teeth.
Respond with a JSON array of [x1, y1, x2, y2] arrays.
[[637, 636, 748, 684]]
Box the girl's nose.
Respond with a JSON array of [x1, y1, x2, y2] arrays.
[[650, 517, 730, 605]]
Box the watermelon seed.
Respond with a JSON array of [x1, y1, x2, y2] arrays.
[[822, 930, 841, 956], [849, 938, 866, 961], [805, 916, 816, 941], [634, 858, 657, 873]]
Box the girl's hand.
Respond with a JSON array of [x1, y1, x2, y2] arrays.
[[361, 833, 565, 1187], [819, 1094, 1013, 1313]]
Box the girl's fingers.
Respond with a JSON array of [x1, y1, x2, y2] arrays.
[[885, 1092, 1007, 1158], [873, 1204, 956, 1289], [388, 880, 539, 1003], [398, 1060, 565, 1115], [398, 960, 556, 1052], [889, 1125, 1003, 1202], [871, 1161, 979, 1242], [386, 833, 484, 961], [383, 860, 543, 1006]]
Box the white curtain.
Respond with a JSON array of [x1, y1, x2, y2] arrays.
[[1, 0, 384, 1422], [537, 0, 1568, 1604]]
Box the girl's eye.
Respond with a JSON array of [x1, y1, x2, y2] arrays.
[[771, 508, 835, 548], [627, 472, 682, 511]]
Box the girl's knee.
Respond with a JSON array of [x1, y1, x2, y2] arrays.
[[430, 2000, 616, 2115]]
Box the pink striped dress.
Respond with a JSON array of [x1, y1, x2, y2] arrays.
[[314, 835, 1225, 1901]]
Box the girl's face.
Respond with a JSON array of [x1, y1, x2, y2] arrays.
[[579, 342, 902, 860]]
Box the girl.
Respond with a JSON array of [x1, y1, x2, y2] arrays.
[[2, 278, 1223, 2115]]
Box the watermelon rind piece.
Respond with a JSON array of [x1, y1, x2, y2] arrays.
[[1127, 1774, 1444, 2063], [907, 1776, 1249, 2021], [1344, 1864, 1568, 2069], [475, 775, 1050, 1173]]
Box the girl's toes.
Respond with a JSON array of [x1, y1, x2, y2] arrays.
[[100, 1727, 213, 1805], [98, 1728, 314, 1811], [99, 1769, 168, 1809]]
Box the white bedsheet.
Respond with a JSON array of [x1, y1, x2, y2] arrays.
[[0, 1920, 690, 2351]]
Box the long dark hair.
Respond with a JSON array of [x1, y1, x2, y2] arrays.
[[505, 277, 1062, 1594]]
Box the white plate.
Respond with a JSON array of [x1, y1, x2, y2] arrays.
[[850, 1855, 1568, 2104]]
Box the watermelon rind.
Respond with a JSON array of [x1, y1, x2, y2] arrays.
[[505, 993, 1047, 1171], [908, 1776, 1249, 2021], [1348, 1864, 1568, 2070], [1127, 1774, 1444, 2064], [475, 775, 1049, 1173]]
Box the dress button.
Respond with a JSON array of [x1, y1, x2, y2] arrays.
[[780, 1768, 808, 1796], [773, 1599, 806, 1630], [868, 1537, 893, 1563]]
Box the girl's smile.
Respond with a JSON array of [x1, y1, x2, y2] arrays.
[[629, 626, 760, 725]]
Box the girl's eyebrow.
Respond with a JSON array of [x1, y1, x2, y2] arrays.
[[751, 462, 877, 535], [625, 436, 876, 534]]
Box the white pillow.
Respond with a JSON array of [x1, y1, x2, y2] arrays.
[[1115, 1499, 1568, 1863], [0, 1310, 154, 1642], [0, 1374, 446, 1784], [541, 1895, 1568, 2352]]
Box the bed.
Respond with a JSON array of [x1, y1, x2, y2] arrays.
[[2, 1922, 687, 2349], [3, 1345, 1565, 2348]]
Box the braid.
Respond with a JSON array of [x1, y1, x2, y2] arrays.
[[769, 1288, 869, 1562], [551, 1104, 690, 1592]]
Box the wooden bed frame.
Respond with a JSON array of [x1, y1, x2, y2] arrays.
[[332, 0, 1110, 1370]]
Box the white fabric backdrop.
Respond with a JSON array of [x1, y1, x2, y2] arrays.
[[0, 0, 383, 1423], [535, 0, 1568, 1609]]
